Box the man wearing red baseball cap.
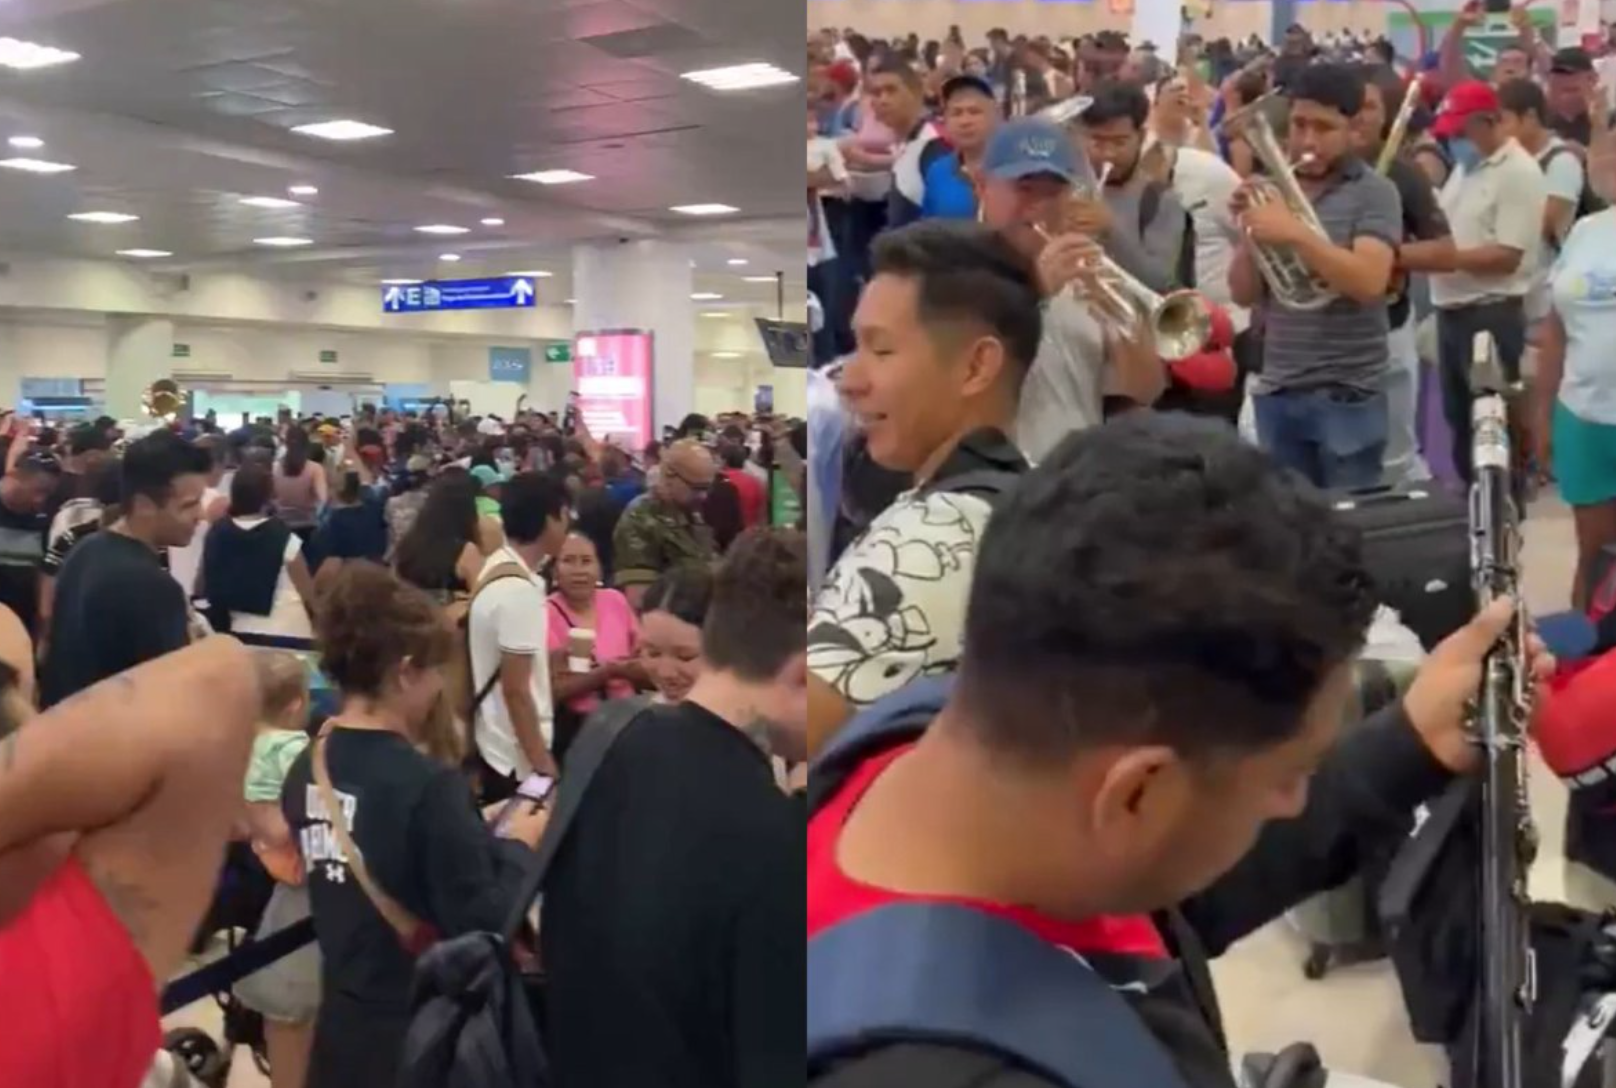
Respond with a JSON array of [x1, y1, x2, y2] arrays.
[[1427, 78, 1548, 482]]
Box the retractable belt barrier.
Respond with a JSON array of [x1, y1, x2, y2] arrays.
[[159, 918, 317, 1015]]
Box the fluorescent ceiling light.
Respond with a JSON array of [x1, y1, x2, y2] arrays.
[[712, 351, 742, 359], [240, 195, 301, 209], [7, 135, 42, 149], [414, 224, 468, 235], [288, 184, 319, 196], [254, 236, 313, 247], [505, 270, 553, 278], [680, 63, 798, 91], [380, 278, 422, 285], [117, 248, 171, 259], [565, 298, 576, 304], [727, 258, 748, 266], [511, 169, 593, 185], [480, 217, 505, 226], [439, 253, 461, 262], [691, 292, 723, 300], [670, 203, 738, 216], [68, 211, 138, 224], [700, 311, 728, 318], [742, 275, 777, 282], [292, 119, 393, 141], [0, 38, 81, 71], [0, 157, 74, 174]]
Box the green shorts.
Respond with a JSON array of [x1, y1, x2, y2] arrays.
[[1553, 401, 1616, 507]]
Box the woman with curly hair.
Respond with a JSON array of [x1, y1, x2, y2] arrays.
[[280, 562, 547, 1088]]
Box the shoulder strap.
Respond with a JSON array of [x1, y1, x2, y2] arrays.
[[464, 560, 534, 716], [924, 468, 1018, 503], [1138, 180, 1162, 235], [498, 696, 649, 937], [807, 903, 1192, 1088], [809, 676, 953, 815], [312, 728, 429, 948]]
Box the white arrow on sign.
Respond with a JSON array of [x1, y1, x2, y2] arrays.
[[510, 278, 535, 304], [384, 286, 403, 310]]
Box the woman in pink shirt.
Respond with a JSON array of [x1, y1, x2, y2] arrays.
[[547, 532, 646, 758]]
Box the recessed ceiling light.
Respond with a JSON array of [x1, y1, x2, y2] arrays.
[[505, 270, 553, 278], [380, 278, 423, 285], [7, 136, 42, 149], [742, 275, 777, 282], [565, 298, 576, 304], [670, 203, 738, 216], [439, 253, 462, 262], [254, 236, 314, 247], [415, 224, 468, 235], [240, 195, 301, 209], [700, 311, 728, 318], [117, 248, 172, 259], [0, 38, 81, 71], [511, 169, 593, 185], [680, 63, 799, 91], [691, 292, 723, 300], [292, 119, 393, 141], [68, 211, 139, 224], [712, 351, 742, 359], [288, 184, 319, 196], [0, 157, 74, 174], [727, 258, 748, 266], [480, 217, 505, 226]]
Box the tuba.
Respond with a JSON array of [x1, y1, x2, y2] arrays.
[[141, 378, 187, 423], [1217, 92, 1339, 311]]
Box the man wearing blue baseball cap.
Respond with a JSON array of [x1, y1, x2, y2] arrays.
[[975, 117, 1169, 461]]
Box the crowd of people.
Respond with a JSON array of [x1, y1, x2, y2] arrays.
[[805, 8, 1616, 1088], [0, 393, 809, 1088]]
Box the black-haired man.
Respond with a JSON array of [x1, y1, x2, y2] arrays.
[[41, 432, 212, 707], [865, 55, 946, 229], [1080, 80, 1193, 293], [807, 412, 1548, 1087], [808, 221, 1037, 758], [921, 74, 1000, 220], [543, 528, 804, 1088], [1230, 62, 1403, 490]]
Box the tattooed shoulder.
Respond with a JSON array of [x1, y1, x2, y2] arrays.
[[84, 860, 161, 958]]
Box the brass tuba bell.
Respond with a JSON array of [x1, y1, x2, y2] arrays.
[[141, 378, 187, 423]]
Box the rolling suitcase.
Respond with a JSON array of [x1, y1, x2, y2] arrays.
[[1329, 485, 1471, 651]]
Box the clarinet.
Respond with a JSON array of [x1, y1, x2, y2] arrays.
[[1468, 330, 1538, 1088]]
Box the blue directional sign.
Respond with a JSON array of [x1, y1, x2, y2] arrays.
[[488, 347, 532, 384], [382, 275, 537, 314]]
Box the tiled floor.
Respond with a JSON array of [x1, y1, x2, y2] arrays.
[[158, 494, 1589, 1088]]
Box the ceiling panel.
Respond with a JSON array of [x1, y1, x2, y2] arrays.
[[0, 0, 800, 279]]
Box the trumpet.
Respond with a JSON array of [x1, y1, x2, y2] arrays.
[[1217, 91, 1338, 312], [1033, 221, 1216, 362]]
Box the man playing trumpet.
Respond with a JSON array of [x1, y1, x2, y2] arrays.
[[1227, 63, 1404, 490]]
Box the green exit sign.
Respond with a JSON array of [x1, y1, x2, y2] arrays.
[[543, 343, 571, 364], [172, 343, 191, 359], [319, 349, 339, 364]]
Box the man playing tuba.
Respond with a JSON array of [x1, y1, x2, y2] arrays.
[[1227, 63, 1404, 491]]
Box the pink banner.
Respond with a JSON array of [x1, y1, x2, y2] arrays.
[[573, 330, 654, 452]]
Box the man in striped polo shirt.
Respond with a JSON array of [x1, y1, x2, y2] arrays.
[[1230, 62, 1404, 490]]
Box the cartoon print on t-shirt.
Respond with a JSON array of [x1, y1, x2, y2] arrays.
[[808, 492, 989, 706]]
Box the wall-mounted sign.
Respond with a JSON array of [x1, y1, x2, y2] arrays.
[[172, 343, 191, 359], [382, 276, 537, 314], [543, 343, 571, 364], [488, 346, 532, 384], [319, 349, 339, 364], [573, 331, 653, 450]]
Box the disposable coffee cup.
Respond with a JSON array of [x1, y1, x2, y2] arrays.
[[568, 628, 596, 673]]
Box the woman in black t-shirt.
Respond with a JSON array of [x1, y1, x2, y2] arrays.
[[281, 563, 546, 1088]]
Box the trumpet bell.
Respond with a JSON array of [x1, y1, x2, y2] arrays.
[[142, 378, 186, 423], [1153, 292, 1217, 363]]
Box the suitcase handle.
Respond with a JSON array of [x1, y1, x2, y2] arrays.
[[1331, 486, 1436, 512]]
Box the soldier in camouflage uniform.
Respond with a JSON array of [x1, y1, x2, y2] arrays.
[[613, 439, 718, 607]]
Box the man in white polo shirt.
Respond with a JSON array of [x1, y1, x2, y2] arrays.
[[468, 471, 570, 799], [1428, 80, 1548, 482]]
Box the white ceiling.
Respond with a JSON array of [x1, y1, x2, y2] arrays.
[[0, 0, 804, 290]]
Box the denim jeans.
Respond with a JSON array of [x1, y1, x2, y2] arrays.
[[1381, 316, 1431, 486], [1253, 386, 1389, 490], [1435, 299, 1526, 484]]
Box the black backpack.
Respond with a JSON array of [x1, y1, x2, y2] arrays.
[[1539, 144, 1608, 239]]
